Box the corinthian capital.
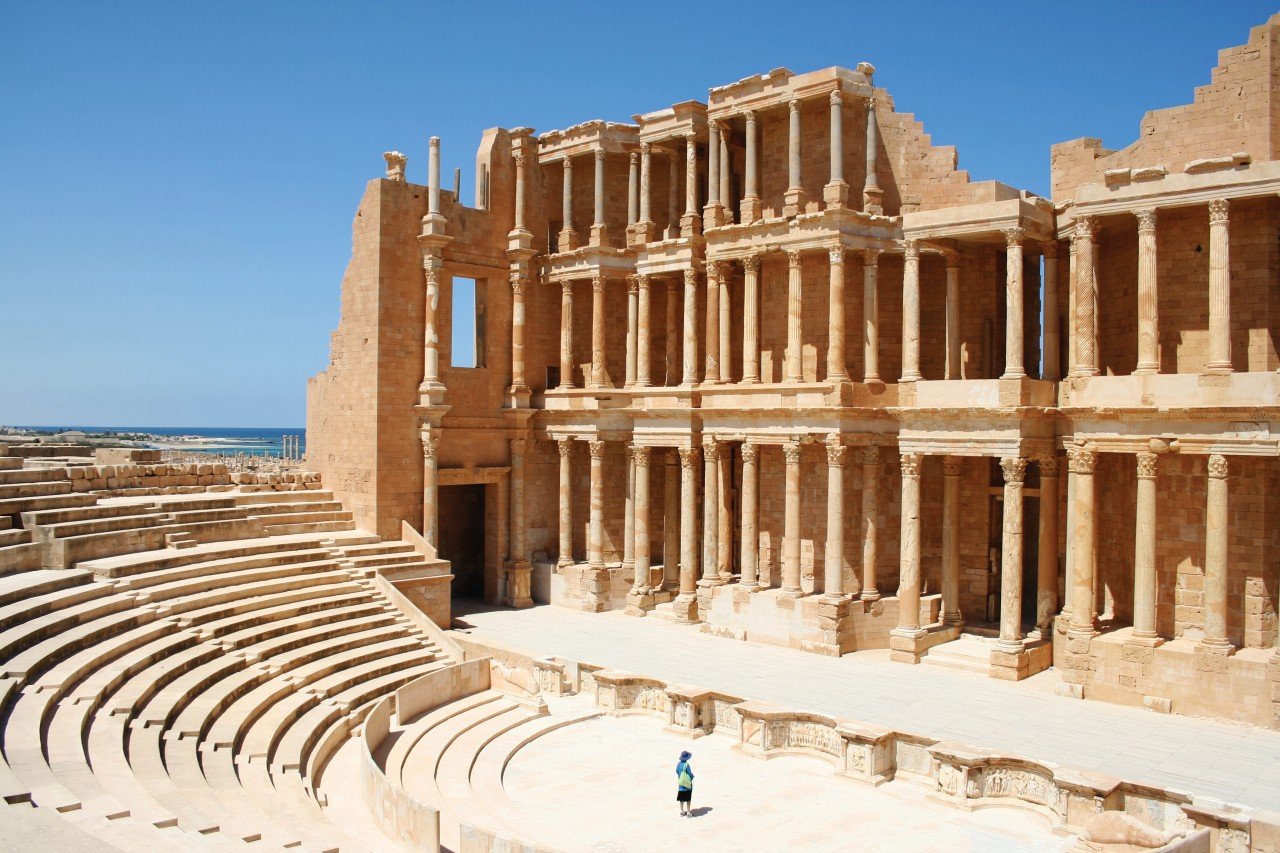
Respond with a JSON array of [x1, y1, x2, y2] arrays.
[[1000, 457, 1028, 484], [900, 452, 921, 479], [588, 440, 606, 460], [1135, 208, 1158, 232], [1208, 198, 1229, 225], [1207, 453, 1228, 479]]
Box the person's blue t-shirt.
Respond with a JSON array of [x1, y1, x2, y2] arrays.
[[676, 760, 694, 791]]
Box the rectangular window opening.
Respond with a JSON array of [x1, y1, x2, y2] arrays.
[[450, 277, 486, 368]]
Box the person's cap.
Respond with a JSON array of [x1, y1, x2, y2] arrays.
[[679, 750, 692, 760]]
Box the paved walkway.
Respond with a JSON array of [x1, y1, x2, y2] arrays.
[[451, 604, 1280, 811]]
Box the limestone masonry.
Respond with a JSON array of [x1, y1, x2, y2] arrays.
[[309, 15, 1280, 732]]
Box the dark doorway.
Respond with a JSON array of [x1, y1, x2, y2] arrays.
[[438, 484, 485, 600]]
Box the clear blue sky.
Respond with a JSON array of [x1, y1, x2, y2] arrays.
[[2, 1, 1275, 428]]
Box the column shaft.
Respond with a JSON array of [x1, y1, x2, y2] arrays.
[[682, 268, 699, 385], [719, 269, 731, 383], [625, 277, 638, 387], [508, 438, 528, 564], [707, 121, 720, 213], [1043, 243, 1060, 381], [590, 275, 605, 387], [863, 97, 882, 213], [863, 251, 880, 382], [1068, 447, 1097, 635], [559, 281, 574, 387], [665, 280, 679, 386], [622, 446, 635, 575], [627, 153, 638, 226], [513, 152, 527, 232], [639, 144, 652, 225], [593, 150, 605, 228], [896, 453, 922, 631], [684, 133, 698, 216], [1204, 454, 1232, 648], [633, 446, 651, 589], [636, 276, 652, 387], [788, 98, 802, 192], [678, 447, 700, 596], [557, 439, 573, 568], [421, 432, 439, 548], [860, 446, 880, 600], [587, 441, 605, 569], [509, 272, 527, 394], [1207, 200, 1232, 372], [559, 157, 575, 249], [422, 260, 442, 389], [741, 111, 759, 222], [740, 443, 759, 586], [944, 254, 961, 380], [718, 133, 732, 213], [701, 440, 720, 583], [717, 449, 731, 579], [1132, 452, 1159, 639], [941, 457, 962, 625], [663, 453, 680, 588], [782, 442, 803, 594], [1135, 209, 1159, 373], [828, 90, 844, 186], [827, 247, 848, 380], [997, 458, 1028, 651], [1003, 229, 1025, 379], [428, 136, 441, 215], [901, 241, 921, 381], [1035, 456, 1059, 637], [824, 444, 846, 597], [1072, 218, 1098, 376], [705, 263, 721, 383], [785, 251, 803, 382], [742, 255, 761, 383]]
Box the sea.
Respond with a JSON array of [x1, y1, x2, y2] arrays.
[[11, 426, 305, 458]]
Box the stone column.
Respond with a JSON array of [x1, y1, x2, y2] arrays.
[[901, 240, 921, 382], [781, 441, 803, 595], [557, 439, 573, 569], [718, 130, 732, 216], [784, 98, 806, 217], [513, 151, 528, 235], [590, 149, 607, 247], [997, 457, 1028, 652], [1033, 454, 1059, 639], [1207, 199, 1232, 373], [665, 279, 679, 387], [590, 274, 606, 388], [674, 446, 701, 622], [421, 257, 444, 397], [1132, 451, 1160, 642], [681, 132, 701, 237], [427, 137, 442, 215], [509, 270, 529, 403], [636, 275, 652, 387], [503, 438, 533, 608], [1068, 446, 1098, 636], [667, 149, 678, 232], [421, 429, 439, 548], [824, 89, 848, 208], [827, 247, 848, 381], [1072, 217, 1098, 377], [718, 449, 732, 580], [1043, 243, 1060, 381], [1204, 454, 1232, 649], [894, 452, 923, 633], [637, 143, 654, 243], [863, 250, 880, 383], [559, 156, 578, 252], [742, 254, 761, 383], [705, 262, 721, 383], [941, 456, 963, 625], [1135, 209, 1159, 374], [944, 251, 961, 380], [863, 97, 883, 214], [701, 438, 720, 584], [559, 280, 575, 388], [663, 451, 680, 589], [859, 445, 880, 601], [587, 440, 605, 571], [719, 266, 731, 383], [633, 445, 651, 588], [622, 445, 635, 580], [627, 152, 639, 227], [706, 120, 720, 225], [741, 110, 761, 223], [740, 443, 759, 587], [824, 442, 846, 598], [785, 250, 804, 383], [682, 268, 699, 386], [625, 276, 639, 387], [1003, 228, 1026, 380]]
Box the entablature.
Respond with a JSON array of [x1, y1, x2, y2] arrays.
[[540, 247, 635, 283], [537, 120, 639, 162], [633, 100, 708, 145], [707, 65, 875, 120], [903, 195, 1055, 246], [705, 207, 899, 259]]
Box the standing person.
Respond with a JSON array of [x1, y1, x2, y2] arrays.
[[675, 750, 694, 816]]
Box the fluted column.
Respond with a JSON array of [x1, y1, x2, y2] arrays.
[[559, 281, 575, 388], [1068, 446, 1098, 636], [785, 250, 804, 383], [944, 251, 961, 380], [1003, 228, 1026, 379], [557, 439, 573, 568], [901, 240, 921, 382], [997, 457, 1028, 652], [741, 110, 761, 223], [827, 247, 848, 381], [559, 157, 578, 252], [784, 98, 805, 216], [665, 279, 679, 386], [632, 445, 651, 590], [503, 438, 532, 607], [1072, 217, 1098, 377], [587, 440, 605, 570], [625, 276, 638, 387], [701, 438, 720, 583], [859, 445, 880, 601], [941, 457, 963, 625], [636, 275, 652, 387], [863, 250, 880, 383], [895, 452, 923, 633], [590, 149, 606, 247], [1034, 454, 1059, 639], [627, 153, 639, 226], [1132, 452, 1159, 641], [742, 254, 761, 383], [824, 442, 846, 598], [740, 443, 759, 587], [1135, 209, 1159, 374], [781, 441, 803, 595], [674, 446, 701, 622], [824, 89, 848, 208], [421, 257, 444, 395], [1204, 454, 1232, 649], [1043, 243, 1060, 381], [681, 132, 700, 237], [1207, 199, 1232, 373], [421, 429, 439, 548], [706, 120, 720, 224], [663, 452, 680, 588], [590, 274, 606, 388], [705, 262, 721, 383], [682, 268, 699, 386], [509, 271, 529, 402]]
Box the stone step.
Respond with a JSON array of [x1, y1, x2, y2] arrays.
[[0, 493, 97, 517], [0, 529, 31, 548], [0, 468, 69, 485], [0, 480, 73, 500], [922, 635, 997, 675], [21, 502, 158, 528], [0, 458, 23, 471]]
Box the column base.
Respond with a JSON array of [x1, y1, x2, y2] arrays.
[[578, 566, 611, 613], [739, 197, 762, 224], [888, 626, 928, 664], [556, 230, 580, 253], [417, 381, 446, 407], [589, 223, 608, 247], [783, 188, 807, 218], [1126, 632, 1164, 648], [624, 587, 656, 617], [500, 560, 533, 609], [679, 213, 702, 239], [671, 593, 700, 624], [823, 181, 849, 209], [702, 204, 725, 229], [942, 612, 965, 628], [507, 228, 533, 253], [632, 220, 655, 245], [860, 590, 881, 603], [862, 186, 884, 216], [506, 384, 531, 409]]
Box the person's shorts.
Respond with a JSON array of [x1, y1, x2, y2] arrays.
[[676, 789, 692, 802]]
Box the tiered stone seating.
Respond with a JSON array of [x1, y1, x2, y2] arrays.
[[0, 459, 462, 851]]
